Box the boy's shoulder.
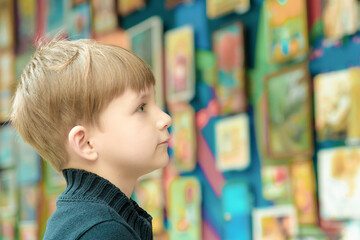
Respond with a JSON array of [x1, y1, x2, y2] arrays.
[[43, 201, 140, 240]]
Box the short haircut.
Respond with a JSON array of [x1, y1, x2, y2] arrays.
[[11, 38, 155, 172]]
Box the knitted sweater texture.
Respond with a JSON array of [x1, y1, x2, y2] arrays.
[[43, 169, 153, 240]]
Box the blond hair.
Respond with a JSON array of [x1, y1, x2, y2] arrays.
[[11, 38, 155, 172]]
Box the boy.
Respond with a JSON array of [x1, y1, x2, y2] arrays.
[[11, 38, 172, 240]]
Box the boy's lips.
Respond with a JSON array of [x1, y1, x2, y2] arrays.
[[159, 138, 170, 145]]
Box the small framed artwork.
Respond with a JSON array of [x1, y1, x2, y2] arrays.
[[0, 0, 15, 49], [17, 136, 41, 186], [0, 125, 16, 169], [169, 103, 196, 173], [222, 180, 252, 240], [318, 147, 360, 220], [264, 63, 313, 159], [264, 0, 309, 63], [117, 0, 146, 17], [261, 164, 291, 201], [133, 178, 164, 235], [213, 21, 246, 115], [168, 177, 201, 240], [0, 215, 16, 240], [323, 0, 358, 39], [90, 0, 117, 37], [166, 0, 193, 9], [16, 0, 37, 54], [314, 68, 360, 142], [290, 159, 318, 225], [165, 25, 195, 103], [127, 16, 164, 109], [207, 0, 250, 19], [252, 205, 298, 240], [67, 2, 91, 40], [196, 50, 217, 87], [215, 114, 250, 171]]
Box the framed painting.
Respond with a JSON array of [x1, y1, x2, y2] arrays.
[[16, 0, 37, 54], [196, 50, 217, 87], [264, 63, 313, 159], [0, 0, 15, 49], [264, 0, 309, 63], [0, 170, 17, 214], [323, 0, 358, 39], [290, 159, 318, 225], [318, 147, 360, 220], [133, 178, 164, 235], [165, 25, 195, 103], [252, 205, 298, 240], [215, 114, 250, 171], [91, 0, 117, 37], [222, 180, 252, 240], [261, 164, 291, 201], [67, 2, 91, 40], [169, 102, 196, 173], [127, 16, 164, 108], [168, 177, 201, 240], [213, 21, 247, 115], [314, 68, 360, 142], [0, 215, 15, 240], [117, 0, 146, 17], [207, 0, 250, 19], [19, 221, 38, 240]]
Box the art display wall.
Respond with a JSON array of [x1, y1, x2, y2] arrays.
[[1, 0, 360, 239]]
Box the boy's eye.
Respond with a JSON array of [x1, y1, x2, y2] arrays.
[[137, 103, 146, 112]]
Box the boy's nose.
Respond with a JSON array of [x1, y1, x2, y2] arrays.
[[157, 111, 172, 130]]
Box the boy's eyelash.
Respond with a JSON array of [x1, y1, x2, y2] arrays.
[[137, 103, 146, 112]]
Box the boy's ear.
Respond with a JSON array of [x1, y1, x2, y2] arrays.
[[68, 126, 98, 161]]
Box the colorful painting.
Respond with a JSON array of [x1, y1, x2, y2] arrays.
[[213, 21, 247, 115], [0, 0, 15, 49], [91, 0, 117, 36], [168, 177, 201, 240], [264, 0, 309, 63], [207, 0, 250, 19], [0, 215, 15, 240], [215, 114, 250, 171], [133, 178, 164, 234], [16, 0, 37, 54], [170, 103, 196, 172], [67, 2, 91, 40], [165, 25, 195, 103], [127, 16, 164, 108], [0, 125, 16, 168], [261, 165, 291, 201], [196, 50, 217, 87], [318, 147, 360, 220], [314, 68, 360, 142], [290, 159, 318, 225], [117, 0, 145, 16], [264, 64, 313, 159], [252, 205, 298, 240], [222, 181, 252, 240], [17, 136, 41, 185], [323, 0, 358, 39]]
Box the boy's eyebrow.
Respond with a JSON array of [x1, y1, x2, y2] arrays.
[[138, 92, 150, 100]]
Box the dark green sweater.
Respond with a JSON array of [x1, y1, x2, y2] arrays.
[[43, 169, 153, 240]]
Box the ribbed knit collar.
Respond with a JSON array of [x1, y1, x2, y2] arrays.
[[60, 168, 153, 240]]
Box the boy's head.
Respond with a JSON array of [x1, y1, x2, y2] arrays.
[[11, 38, 164, 172]]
